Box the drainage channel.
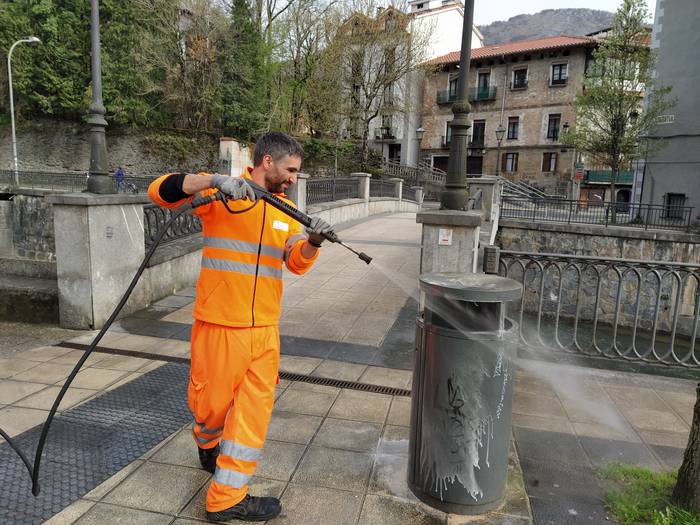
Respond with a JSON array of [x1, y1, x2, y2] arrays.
[[58, 341, 413, 397]]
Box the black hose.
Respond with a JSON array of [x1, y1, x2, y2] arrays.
[[0, 194, 218, 496]]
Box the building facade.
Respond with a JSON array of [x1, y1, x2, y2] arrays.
[[367, 0, 484, 166], [419, 36, 596, 194], [640, 0, 700, 216]]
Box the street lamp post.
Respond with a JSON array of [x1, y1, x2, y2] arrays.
[[494, 123, 505, 177], [86, 0, 115, 194], [440, 0, 475, 210], [7, 36, 41, 185]]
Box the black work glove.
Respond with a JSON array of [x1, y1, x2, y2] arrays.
[[210, 174, 256, 201], [306, 216, 334, 247]]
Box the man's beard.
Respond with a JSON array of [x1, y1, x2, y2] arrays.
[[268, 182, 285, 193]]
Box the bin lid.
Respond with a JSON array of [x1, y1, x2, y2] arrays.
[[419, 272, 522, 302]]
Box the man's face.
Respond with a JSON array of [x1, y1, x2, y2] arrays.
[[263, 154, 301, 193]]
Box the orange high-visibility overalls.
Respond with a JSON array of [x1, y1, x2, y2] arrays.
[[148, 170, 317, 511]]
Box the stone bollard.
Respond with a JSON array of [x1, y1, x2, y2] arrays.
[[389, 178, 403, 200], [47, 192, 151, 329], [350, 172, 371, 203], [412, 186, 424, 205], [416, 210, 483, 274], [287, 172, 309, 213]]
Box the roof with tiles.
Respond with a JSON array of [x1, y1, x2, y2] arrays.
[[426, 35, 597, 65]]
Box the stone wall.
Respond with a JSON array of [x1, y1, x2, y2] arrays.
[[0, 119, 221, 176], [497, 219, 700, 263], [6, 191, 56, 262]]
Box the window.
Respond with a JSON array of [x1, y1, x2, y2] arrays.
[[547, 114, 561, 140], [507, 117, 519, 140], [471, 120, 485, 146], [444, 122, 452, 147], [382, 114, 392, 129], [551, 63, 568, 85], [542, 152, 558, 172], [415, 2, 425, 8], [512, 68, 528, 89], [665, 193, 686, 219], [478, 72, 490, 89], [502, 152, 518, 172], [448, 77, 458, 97]]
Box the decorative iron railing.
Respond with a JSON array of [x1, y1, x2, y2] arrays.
[[0, 169, 154, 194], [143, 203, 202, 248], [501, 198, 694, 232], [370, 179, 397, 198], [499, 250, 700, 368], [402, 185, 418, 202], [306, 177, 360, 205]]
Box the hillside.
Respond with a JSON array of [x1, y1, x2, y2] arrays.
[[478, 8, 614, 45]]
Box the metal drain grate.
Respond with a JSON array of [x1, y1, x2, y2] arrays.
[[278, 371, 412, 397], [58, 342, 413, 397]]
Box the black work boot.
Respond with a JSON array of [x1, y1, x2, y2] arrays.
[[198, 444, 219, 474], [206, 494, 281, 522]]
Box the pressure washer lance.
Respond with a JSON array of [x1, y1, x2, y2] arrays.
[[244, 179, 373, 265], [0, 185, 371, 497]]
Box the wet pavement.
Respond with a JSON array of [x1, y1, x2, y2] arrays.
[[0, 211, 697, 524]]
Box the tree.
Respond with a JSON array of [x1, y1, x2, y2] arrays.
[[671, 383, 700, 513], [563, 0, 674, 218], [320, 4, 430, 166]]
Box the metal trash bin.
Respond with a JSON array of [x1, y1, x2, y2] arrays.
[[408, 272, 522, 514]]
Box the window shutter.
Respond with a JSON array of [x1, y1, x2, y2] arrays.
[[501, 153, 507, 172], [514, 153, 519, 172], [554, 153, 558, 172], [542, 153, 548, 171]]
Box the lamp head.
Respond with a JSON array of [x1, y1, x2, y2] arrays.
[[415, 127, 425, 141], [495, 123, 506, 142], [26, 36, 41, 44]]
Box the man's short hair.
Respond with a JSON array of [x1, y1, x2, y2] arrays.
[[253, 132, 304, 166]]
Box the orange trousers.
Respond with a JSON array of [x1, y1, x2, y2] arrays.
[[188, 320, 280, 512]]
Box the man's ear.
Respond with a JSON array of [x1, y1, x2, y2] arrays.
[[262, 154, 274, 169]]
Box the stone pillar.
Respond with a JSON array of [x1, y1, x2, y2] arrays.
[[413, 186, 424, 205], [416, 210, 483, 274], [287, 172, 309, 213], [0, 200, 13, 257], [351, 172, 371, 203], [389, 178, 403, 200], [46, 193, 151, 329]]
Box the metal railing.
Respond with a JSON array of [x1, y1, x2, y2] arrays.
[[499, 250, 700, 368], [0, 169, 88, 192], [501, 198, 694, 232], [370, 179, 397, 198], [381, 160, 445, 187], [436, 87, 498, 103], [402, 185, 418, 202], [306, 177, 360, 205], [143, 204, 202, 248], [0, 169, 154, 194]]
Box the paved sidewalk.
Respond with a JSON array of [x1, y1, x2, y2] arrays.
[[0, 211, 697, 524]]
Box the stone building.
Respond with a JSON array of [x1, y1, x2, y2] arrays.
[[419, 35, 597, 194]]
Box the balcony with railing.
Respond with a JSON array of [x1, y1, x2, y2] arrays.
[[374, 127, 395, 140], [436, 86, 498, 104]]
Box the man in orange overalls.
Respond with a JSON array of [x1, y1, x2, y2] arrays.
[[148, 132, 333, 522]]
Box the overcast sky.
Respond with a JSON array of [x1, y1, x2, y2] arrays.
[[473, 0, 657, 26]]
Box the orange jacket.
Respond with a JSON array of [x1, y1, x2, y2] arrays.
[[148, 169, 317, 327]]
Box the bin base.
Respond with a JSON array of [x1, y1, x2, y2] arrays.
[[408, 481, 505, 515]]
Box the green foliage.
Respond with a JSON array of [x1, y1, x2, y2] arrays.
[[564, 0, 675, 174], [599, 463, 700, 525]]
